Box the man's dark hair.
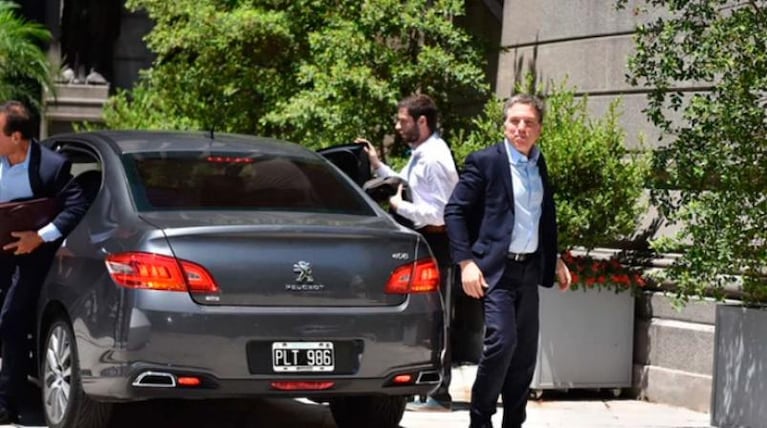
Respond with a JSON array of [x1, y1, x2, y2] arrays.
[[0, 101, 35, 139], [398, 94, 438, 133], [503, 94, 545, 123]]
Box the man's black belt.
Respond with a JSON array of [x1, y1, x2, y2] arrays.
[[507, 252, 534, 262], [419, 224, 446, 234]]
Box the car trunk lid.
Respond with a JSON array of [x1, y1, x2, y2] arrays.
[[140, 212, 423, 307]]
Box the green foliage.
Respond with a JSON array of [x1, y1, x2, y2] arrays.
[[617, 0, 767, 303], [105, 0, 489, 149], [453, 81, 648, 252], [541, 86, 648, 251], [451, 95, 504, 169], [0, 1, 52, 112]]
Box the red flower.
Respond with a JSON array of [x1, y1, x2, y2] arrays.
[[562, 251, 647, 293]]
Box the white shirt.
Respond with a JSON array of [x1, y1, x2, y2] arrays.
[[505, 140, 543, 254], [375, 133, 458, 229]]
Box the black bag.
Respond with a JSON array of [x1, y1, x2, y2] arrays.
[[362, 176, 407, 203], [0, 197, 59, 248], [362, 176, 414, 229]]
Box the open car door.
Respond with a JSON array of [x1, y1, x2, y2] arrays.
[[317, 143, 372, 187], [317, 143, 410, 205]]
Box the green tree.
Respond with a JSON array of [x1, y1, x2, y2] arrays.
[[617, 0, 767, 302], [105, 0, 489, 151], [453, 81, 648, 252], [0, 1, 52, 111]]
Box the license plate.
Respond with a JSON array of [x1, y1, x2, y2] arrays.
[[272, 341, 335, 372]]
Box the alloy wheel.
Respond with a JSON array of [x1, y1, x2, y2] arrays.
[[43, 324, 73, 425]]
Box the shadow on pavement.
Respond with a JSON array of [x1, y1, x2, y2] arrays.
[[529, 388, 635, 403], [110, 398, 337, 428], [17, 381, 338, 428]]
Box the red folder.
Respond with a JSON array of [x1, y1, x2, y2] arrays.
[[0, 197, 59, 248]]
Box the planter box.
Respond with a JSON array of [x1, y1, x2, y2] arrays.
[[711, 305, 767, 427], [532, 286, 635, 391]]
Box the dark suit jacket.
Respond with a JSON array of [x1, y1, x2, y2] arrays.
[[444, 142, 558, 289], [25, 141, 88, 238]]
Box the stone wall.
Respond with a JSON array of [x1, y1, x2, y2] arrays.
[[495, 0, 698, 151], [634, 291, 716, 412]]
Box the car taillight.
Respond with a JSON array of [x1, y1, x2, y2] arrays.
[[105, 252, 219, 294], [385, 258, 440, 294]]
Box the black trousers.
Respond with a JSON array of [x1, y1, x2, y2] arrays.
[[0, 244, 58, 412], [470, 257, 540, 428], [419, 229, 454, 401]]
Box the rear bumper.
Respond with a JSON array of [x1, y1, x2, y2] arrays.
[[78, 289, 444, 401], [85, 362, 441, 402]]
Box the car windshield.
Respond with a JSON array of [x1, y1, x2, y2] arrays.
[[122, 151, 375, 215]]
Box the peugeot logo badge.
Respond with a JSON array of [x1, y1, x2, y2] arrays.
[[293, 261, 315, 283]]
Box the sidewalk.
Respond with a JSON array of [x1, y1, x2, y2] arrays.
[[400, 365, 713, 428], [403, 399, 713, 428]]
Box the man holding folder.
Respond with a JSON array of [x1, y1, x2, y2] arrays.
[[0, 101, 88, 423]]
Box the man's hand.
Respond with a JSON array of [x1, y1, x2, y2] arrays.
[[556, 257, 572, 291], [389, 184, 403, 210], [3, 231, 44, 255], [460, 260, 488, 299], [354, 138, 382, 169]]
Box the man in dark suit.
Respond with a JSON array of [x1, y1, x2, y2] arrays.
[[444, 94, 571, 428], [0, 101, 88, 423]]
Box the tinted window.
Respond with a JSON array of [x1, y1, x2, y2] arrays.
[[123, 152, 374, 215]]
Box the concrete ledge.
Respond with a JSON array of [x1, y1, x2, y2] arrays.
[[636, 292, 718, 325], [634, 364, 711, 413]]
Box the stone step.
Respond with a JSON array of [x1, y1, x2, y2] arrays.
[[634, 364, 712, 413], [634, 318, 714, 375]]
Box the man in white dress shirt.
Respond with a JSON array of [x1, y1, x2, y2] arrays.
[[357, 94, 459, 411]]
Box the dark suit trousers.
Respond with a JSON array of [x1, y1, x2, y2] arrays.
[[419, 229, 454, 401], [0, 244, 58, 411], [470, 257, 540, 428]]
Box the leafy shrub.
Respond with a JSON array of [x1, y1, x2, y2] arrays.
[[618, 0, 767, 303]]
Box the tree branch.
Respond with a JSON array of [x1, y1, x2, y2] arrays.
[[748, 0, 765, 21]]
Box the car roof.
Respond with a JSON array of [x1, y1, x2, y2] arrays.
[[65, 130, 317, 158]]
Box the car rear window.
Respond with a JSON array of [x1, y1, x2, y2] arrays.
[[122, 152, 375, 215]]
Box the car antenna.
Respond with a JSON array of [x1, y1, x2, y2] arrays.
[[209, 127, 215, 140]]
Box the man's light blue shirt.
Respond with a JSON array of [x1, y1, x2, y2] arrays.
[[505, 140, 543, 254], [0, 144, 62, 242]]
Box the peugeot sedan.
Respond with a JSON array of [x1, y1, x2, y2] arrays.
[[35, 131, 443, 428]]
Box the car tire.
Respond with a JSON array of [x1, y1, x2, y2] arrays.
[[329, 395, 406, 428], [41, 318, 112, 428]]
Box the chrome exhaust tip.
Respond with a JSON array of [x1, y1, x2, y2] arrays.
[[132, 371, 177, 388], [415, 370, 441, 384]]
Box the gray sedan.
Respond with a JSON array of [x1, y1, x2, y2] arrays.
[[35, 131, 444, 428]]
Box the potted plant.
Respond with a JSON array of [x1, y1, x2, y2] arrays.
[[454, 80, 649, 395], [531, 249, 648, 397]]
